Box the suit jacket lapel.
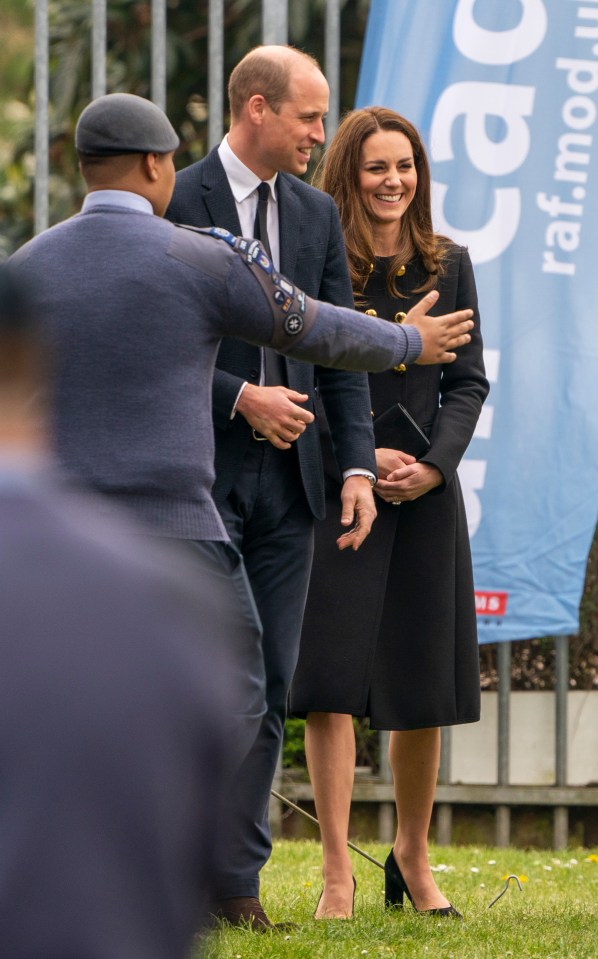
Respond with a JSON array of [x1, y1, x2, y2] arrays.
[[201, 148, 243, 235], [276, 174, 307, 381], [277, 173, 301, 278], [200, 157, 303, 255]]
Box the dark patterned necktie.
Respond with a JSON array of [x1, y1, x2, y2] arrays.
[[253, 181, 272, 259], [253, 182, 285, 387]]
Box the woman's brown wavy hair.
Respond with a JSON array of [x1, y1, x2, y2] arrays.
[[313, 106, 449, 299]]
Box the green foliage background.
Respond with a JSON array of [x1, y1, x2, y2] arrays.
[[0, 0, 371, 255]]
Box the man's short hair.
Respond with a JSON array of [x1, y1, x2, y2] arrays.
[[228, 46, 321, 118]]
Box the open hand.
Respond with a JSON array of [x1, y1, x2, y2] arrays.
[[403, 290, 474, 365], [336, 475, 377, 551]]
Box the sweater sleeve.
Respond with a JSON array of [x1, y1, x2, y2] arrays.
[[168, 224, 423, 375], [220, 234, 423, 372]]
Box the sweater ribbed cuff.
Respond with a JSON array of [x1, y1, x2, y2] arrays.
[[399, 325, 423, 366]]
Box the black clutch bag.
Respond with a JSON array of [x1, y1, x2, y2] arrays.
[[373, 403, 431, 459]]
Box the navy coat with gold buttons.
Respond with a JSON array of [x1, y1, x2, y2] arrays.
[[291, 244, 490, 731]]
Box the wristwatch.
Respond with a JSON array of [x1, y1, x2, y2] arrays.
[[346, 470, 376, 487]]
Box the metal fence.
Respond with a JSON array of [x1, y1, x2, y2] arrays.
[[33, 0, 344, 235], [33, 2, 597, 850]]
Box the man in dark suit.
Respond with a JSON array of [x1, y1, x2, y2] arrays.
[[0, 265, 237, 958], [166, 45, 379, 928]]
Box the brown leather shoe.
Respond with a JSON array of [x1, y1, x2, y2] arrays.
[[211, 896, 296, 932]]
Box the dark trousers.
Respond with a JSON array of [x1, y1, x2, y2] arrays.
[[214, 440, 314, 899], [185, 539, 266, 775]]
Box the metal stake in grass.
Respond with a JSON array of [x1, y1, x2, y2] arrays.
[[271, 789, 384, 869], [487, 874, 523, 908]]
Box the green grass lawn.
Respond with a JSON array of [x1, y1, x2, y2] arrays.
[[197, 840, 597, 959]]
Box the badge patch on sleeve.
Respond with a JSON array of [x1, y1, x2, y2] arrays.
[[204, 227, 317, 350], [284, 313, 303, 335]]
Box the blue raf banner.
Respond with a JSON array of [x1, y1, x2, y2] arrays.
[[356, 0, 598, 643]]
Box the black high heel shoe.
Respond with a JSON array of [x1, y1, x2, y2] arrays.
[[384, 850, 462, 918], [314, 875, 356, 919]]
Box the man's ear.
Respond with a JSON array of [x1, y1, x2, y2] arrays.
[[142, 153, 160, 181], [246, 94, 268, 125]]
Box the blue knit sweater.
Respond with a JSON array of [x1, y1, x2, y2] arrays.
[[10, 203, 420, 540]]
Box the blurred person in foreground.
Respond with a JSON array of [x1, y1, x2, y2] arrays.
[[0, 264, 241, 958], [290, 107, 489, 919]]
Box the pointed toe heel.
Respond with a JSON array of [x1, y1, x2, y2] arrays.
[[431, 903, 462, 919], [313, 890, 323, 919], [384, 850, 405, 909], [315, 876, 356, 920], [383, 849, 462, 918]]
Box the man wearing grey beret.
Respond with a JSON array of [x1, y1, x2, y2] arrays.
[[75, 91, 181, 155], [8, 91, 473, 927]]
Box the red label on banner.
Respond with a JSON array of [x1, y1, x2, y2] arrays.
[[475, 591, 508, 616]]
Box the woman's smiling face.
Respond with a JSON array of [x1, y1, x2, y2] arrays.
[[358, 128, 417, 229]]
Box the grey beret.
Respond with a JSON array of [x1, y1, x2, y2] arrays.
[[75, 93, 180, 156]]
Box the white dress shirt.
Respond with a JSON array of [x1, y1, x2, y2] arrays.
[[218, 137, 280, 270]]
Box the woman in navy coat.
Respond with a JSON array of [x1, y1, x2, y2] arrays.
[[290, 107, 489, 920]]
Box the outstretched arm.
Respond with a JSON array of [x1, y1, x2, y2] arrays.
[[171, 227, 474, 372]]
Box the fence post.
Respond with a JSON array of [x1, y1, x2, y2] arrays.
[[496, 640, 512, 846], [91, 0, 107, 99], [34, 0, 49, 236], [151, 0, 167, 111], [262, 0, 288, 45], [325, 0, 341, 140], [553, 634, 569, 848], [207, 0, 224, 149]]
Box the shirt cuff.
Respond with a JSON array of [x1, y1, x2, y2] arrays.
[[343, 468, 376, 486], [231, 380, 249, 419]]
